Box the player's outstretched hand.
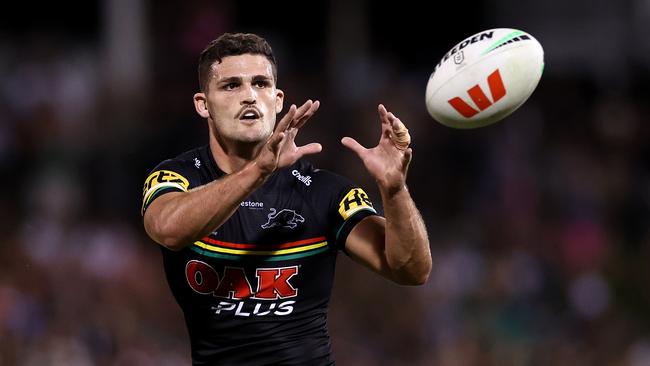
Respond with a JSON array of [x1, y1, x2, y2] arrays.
[[341, 104, 412, 195], [255, 100, 322, 175]]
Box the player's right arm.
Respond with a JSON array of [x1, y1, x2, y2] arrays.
[[144, 162, 267, 251], [144, 101, 321, 251]]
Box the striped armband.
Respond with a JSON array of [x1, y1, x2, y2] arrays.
[[337, 188, 376, 220], [141, 170, 190, 215]]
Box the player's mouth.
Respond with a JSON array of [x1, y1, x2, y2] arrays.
[[237, 108, 263, 125]]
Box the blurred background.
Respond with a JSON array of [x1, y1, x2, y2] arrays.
[[1, 0, 649, 365]]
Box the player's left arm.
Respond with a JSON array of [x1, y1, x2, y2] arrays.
[[341, 104, 432, 285]]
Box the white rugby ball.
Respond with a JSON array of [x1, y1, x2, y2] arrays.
[[425, 28, 544, 129]]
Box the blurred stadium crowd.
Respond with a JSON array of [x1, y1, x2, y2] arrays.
[[1, 0, 650, 365]]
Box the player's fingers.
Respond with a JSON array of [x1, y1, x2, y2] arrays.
[[296, 142, 323, 157], [387, 112, 401, 128], [403, 147, 413, 170], [402, 147, 413, 172], [391, 117, 409, 133], [380, 107, 397, 138], [378, 104, 391, 127], [276, 105, 297, 133], [341, 136, 367, 157], [269, 132, 286, 154], [294, 100, 320, 130], [390, 116, 410, 150], [290, 100, 314, 128], [282, 127, 298, 144], [291, 100, 316, 128], [391, 116, 404, 128]]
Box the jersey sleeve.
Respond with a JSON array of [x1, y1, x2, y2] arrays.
[[303, 164, 381, 251], [141, 159, 193, 216], [330, 185, 379, 251]]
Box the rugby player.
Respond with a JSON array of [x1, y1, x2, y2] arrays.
[[141, 32, 431, 365]]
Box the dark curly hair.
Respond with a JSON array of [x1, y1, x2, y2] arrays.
[[198, 33, 277, 92]]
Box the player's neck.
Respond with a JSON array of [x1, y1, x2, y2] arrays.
[[209, 137, 263, 174]]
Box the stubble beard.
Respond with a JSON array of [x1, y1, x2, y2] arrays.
[[213, 117, 275, 146]]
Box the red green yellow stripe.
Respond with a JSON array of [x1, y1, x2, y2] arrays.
[[191, 236, 330, 261], [190, 246, 329, 261], [199, 236, 326, 250]]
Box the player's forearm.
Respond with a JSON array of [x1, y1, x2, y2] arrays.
[[146, 162, 268, 250], [380, 185, 432, 285]]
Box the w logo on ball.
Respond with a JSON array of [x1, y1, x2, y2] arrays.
[[448, 69, 506, 118]]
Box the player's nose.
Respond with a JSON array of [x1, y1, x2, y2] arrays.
[[240, 84, 257, 105]]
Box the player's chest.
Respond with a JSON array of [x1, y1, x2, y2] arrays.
[[208, 185, 328, 245]]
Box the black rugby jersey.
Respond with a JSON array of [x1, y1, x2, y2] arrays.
[[141, 145, 378, 365]]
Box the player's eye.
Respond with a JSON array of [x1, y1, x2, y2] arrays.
[[254, 80, 270, 88], [224, 82, 239, 90]]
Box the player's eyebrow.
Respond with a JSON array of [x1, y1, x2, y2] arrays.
[[217, 75, 272, 84], [251, 75, 272, 83], [217, 76, 243, 84]]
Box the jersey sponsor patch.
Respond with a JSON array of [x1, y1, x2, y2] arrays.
[[141, 170, 190, 214], [185, 261, 300, 317], [338, 188, 375, 220]]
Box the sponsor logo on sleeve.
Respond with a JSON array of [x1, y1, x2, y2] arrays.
[[338, 188, 375, 220]]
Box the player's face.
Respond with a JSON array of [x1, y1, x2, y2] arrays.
[[199, 54, 284, 145]]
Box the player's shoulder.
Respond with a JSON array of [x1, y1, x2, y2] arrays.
[[150, 146, 208, 174], [160, 146, 206, 168], [145, 145, 215, 191], [289, 160, 380, 231]]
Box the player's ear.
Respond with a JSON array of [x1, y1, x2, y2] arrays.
[[193, 92, 210, 118], [275, 89, 284, 113]]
